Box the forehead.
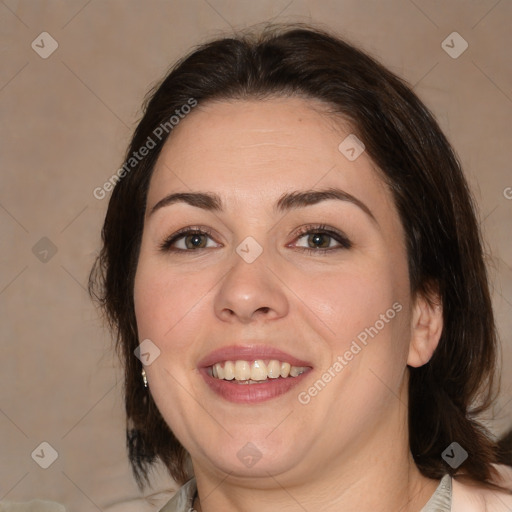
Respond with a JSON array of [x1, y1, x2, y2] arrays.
[[148, 97, 393, 217]]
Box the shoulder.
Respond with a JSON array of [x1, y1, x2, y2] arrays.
[[158, 478, 197, 512], [452, 464, 512, 512]]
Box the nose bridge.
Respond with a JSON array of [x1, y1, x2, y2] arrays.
[[213, 243, 289, 323]]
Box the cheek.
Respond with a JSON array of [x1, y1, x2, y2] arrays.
[[134, 265, 169, 341], [133, 260, 213, 413], [296, 253, 412, 399], [300, 265, 411, 410], [302, 261, 403, 343], [133, 257, 219, 357], [134, 250, 410, 355]]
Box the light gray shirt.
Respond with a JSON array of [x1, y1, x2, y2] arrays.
[[158, 474, 452, 511]]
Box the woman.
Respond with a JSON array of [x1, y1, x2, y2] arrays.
[[90, 25, 512, 511]]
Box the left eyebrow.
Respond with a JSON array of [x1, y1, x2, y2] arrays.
[[275, 187, 377, 225]]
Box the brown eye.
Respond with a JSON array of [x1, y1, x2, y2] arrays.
[[291, 225, 352, 253], [305, 233, 332, 249], [160, 228, 220, 252], [183, 233, 208, 249]]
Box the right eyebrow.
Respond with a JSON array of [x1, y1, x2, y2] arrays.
[[149, 192, 222, 216]]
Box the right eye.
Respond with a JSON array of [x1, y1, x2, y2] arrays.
[[160, 227, 221, 252]]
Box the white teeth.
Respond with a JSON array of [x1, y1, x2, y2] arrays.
[[234, 360, 251, 381], [214, 363, 224, 379], [289, 366, 303, 377], [267, 360, 281, 379], [223, 360, 235, 380], [210, 360, 307, 382], [280, 362, 291, 378], [250, 360, 268, 381]]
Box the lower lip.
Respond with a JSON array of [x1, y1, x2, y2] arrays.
[[200, 369, 310, 404]]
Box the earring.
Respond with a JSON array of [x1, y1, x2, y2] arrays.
[[141, 368, 148, 388]]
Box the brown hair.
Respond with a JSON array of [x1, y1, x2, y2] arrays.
[[89, 24, 502, 489]]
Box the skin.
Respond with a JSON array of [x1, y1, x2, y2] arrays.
[[133, 97, 444, 511]]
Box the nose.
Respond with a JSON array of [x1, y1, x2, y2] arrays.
[[213, 252, 289, 324]]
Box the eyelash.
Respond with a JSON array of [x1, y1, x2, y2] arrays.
[[292, 224, 352, 253], [159, 226, 216, 252], [159, 224, 352, 254]]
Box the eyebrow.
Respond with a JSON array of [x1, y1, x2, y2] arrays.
[[149, 187, 377, 224]]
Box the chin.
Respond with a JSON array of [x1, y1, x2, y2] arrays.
[[205, 447, 303, 481], [192, 428, 307, 480]]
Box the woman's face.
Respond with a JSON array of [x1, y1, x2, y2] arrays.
[[134, 97, 416, 483]]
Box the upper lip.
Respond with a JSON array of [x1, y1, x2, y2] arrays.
[[198, 344, 313, 368]]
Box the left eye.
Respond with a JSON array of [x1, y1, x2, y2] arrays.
[[296, 232, 338, 249], [291, 227, 352, 251]]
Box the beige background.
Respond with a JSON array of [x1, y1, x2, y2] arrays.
[[1, 0, 511, 510]]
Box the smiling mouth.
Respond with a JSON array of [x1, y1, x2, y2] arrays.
[[199, 345, 313, 402], [208, 359, 308, 383]]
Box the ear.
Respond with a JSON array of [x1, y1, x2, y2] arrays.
[[407, 287, 443, 368]]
